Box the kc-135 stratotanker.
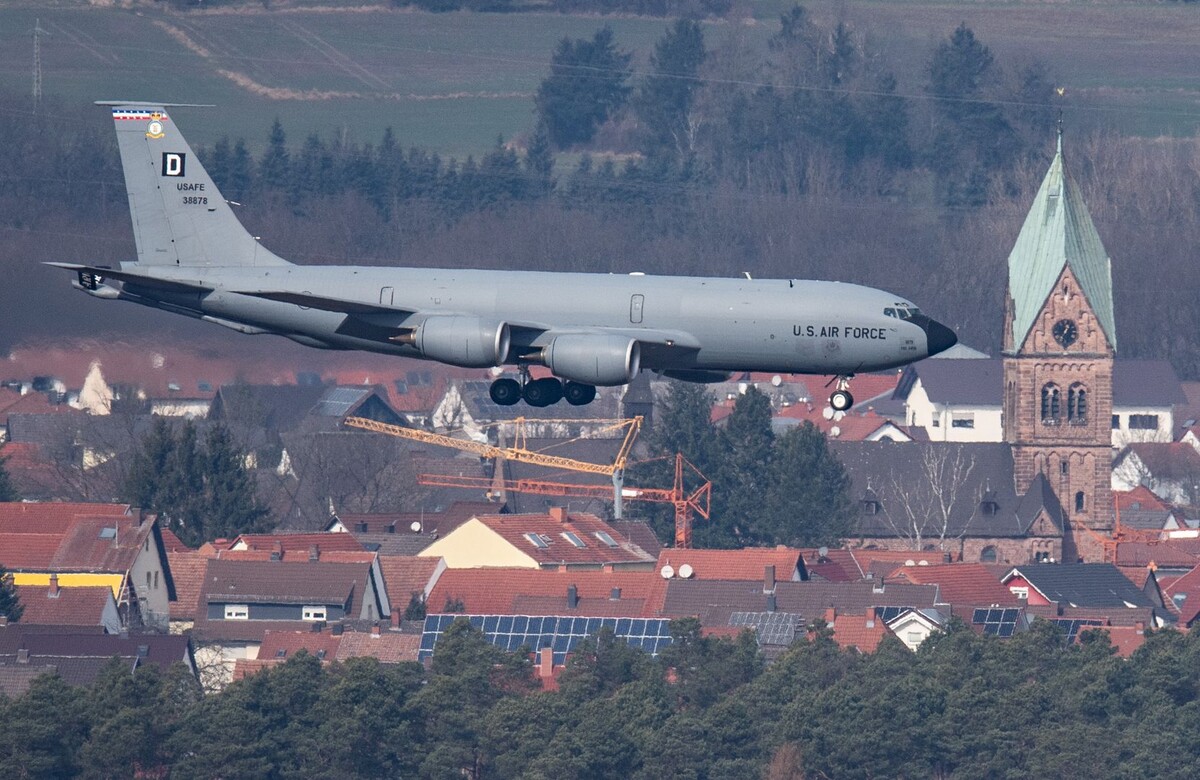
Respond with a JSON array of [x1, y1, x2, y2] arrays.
[[51, 102, 956, 409]]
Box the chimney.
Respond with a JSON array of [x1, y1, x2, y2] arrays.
[[17, 648, 29, 664], [48, 573, 60, 597], [766, 592, 777, 612], [391, 609, 402, 628], [371, 622, 381, 637], [331, 623, 345, 636], [549, 506, 567, 523], [309, 544, 320, 562], [270, 542, 282, 561], [1135, 621, 1146, 634], [610, 587, 621, 601], [764, 565, 776, 593], [538, 646, 554, 678], [567, 585, 579, 609], [824, 607, 836, 626]]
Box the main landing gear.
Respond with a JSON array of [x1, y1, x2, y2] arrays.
[[488, 370, 597, 407], [828, 375, 854, 412]]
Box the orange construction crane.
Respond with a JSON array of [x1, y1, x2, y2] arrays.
[[419, 453, 712, 548], [343, 415, 643, 517]]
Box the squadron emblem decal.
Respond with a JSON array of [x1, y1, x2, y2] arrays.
[[146, 112, 166, 140]]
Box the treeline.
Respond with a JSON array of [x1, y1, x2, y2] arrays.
[[4, 618, 1200, 777]]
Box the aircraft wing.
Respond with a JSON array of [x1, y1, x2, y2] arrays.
[[45, 262, 212, 294], [241, 290, 416, 316]]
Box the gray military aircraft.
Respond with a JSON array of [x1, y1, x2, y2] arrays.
[[50, 102, 956, 409]]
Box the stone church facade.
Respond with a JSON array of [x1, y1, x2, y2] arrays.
[[1001, 132, 1117, 562]]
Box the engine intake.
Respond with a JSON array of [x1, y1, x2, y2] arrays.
[[542, 334, 640, 386], [416, 315, 510, 368]]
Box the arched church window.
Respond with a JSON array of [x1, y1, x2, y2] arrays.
[[980, 546, 998, 563], [1040, 384, 1061, 424], [1068, 384, 1088, 425], [1075, 491, 1085, 513]]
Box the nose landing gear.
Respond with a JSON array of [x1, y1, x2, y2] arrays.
[[828, 376, 854, 412]]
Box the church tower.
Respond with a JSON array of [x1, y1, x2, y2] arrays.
[[1002, 131, 1116, 562]]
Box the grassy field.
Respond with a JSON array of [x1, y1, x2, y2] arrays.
[[0, 2, 1197, 156]]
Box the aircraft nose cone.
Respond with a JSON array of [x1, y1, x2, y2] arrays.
[[921, 317, 958, 357]]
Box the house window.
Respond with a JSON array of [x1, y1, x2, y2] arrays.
[[302, 606, 327, 622], [1035, 551, 1051, 563], [1075, 492, 1085, 513], [931, 417, 940, 428], [1040, 384, 1061, 425], [561, 532, 587, 548], [594, 532, 619, 548], [980, 546, 998, 563], [146, 572, 152, 591], [153, 571, 159, 589], [1009, 586, 1029, 600], [861, 500, 880, 515], [1129, 414, 1160, 431], [951, 415, 975, 429], [525, 533, 549, 549], [1112, 415, 1121, 430], [1068, 384, 1088, 425], [224, 604, 249, 620]]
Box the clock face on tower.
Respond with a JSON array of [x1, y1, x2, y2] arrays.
[[1052, 318, 1078, 348]]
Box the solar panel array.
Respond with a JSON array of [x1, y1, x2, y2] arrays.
[[313, 387, 368, 417], [419, 614, 674, 664], [1052, 618, 1105, 644], [729, 612, 804, 646], [874, 606, 914, 624], [972, 608, 1021, 637]]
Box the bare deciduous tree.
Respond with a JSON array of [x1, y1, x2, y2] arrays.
[[882, 446, 978, 551]]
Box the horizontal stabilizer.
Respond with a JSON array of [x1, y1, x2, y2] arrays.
[[44, 262, 211, 294]]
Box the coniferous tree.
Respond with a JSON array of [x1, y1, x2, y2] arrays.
[[634, 20, 706, 160], [259, 118, 290, 192], [535, 28, 632, 148], [761, 421, 853, 545], [714, 387, 774, 546], [0, 566, 22, 622]]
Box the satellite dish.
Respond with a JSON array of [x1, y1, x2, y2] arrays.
[[830, 426, 841, 438], [822, 407, 834, 420], [738, 382, 749, 395], [833, 410, 846, 422], [905, 559, 916, 567], [489, 366, 505, 377], [410, 521, 422, 533], [771, 374, 783, 387], [818, 546, 829, 558], [678, 563, 694, 579], [660, 565, 675, 579], [918, 560, 929, 566]]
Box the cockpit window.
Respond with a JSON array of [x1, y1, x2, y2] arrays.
[[893, 305, 922, 321], [884, 308, 897, 318]]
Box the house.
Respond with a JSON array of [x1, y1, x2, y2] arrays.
[[888, 563, 1020, 610], [378, 556, 446, 618], [14, 579, 122, 633], [1112, 443, 1200, 505], [0, 502, 175, 631], [1001, 564, 1164, 624], [0, 624, 195, 696], [823, 609, 888, 653], [885, 608, 949, 651], [831, 442, 1065, 565], [894, 359, 1185, 446], [328, 501, 499, 537], [191, 556, 390, 687], [418, 508, 656, 571]]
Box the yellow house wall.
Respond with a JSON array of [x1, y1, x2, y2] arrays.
[[12, 572, 125, 599], [419, 519, 539, 569]]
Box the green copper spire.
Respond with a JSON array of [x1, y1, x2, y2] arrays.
[[1006, 132, 1116, 352]]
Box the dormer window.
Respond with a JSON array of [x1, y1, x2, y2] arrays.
[[861, 499, 880, 515], [561, 532, 587, 548], [980, 491, 999, 516], [525, 533, 549, 549]]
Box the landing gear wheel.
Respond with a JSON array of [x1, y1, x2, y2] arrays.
[[830, 389, 854, 412], [523, 377, 564, 407], [489, 378, 522, 406], [563, 381, 597, 406]]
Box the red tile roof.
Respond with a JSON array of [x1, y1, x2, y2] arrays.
[[656, 548, 803, 582], [230, 533, 366, 556], [468, 512, 655, 567], [889, 564, 1019, 607], [830, 612, 888, 653], [799, 548, 862, 582], [1115, 486, 1170, 512], [166, 551, 209, 620], [428, 568, 664, 616], [1163, 564, 1200, 626], [1115, 541, 1200, 568], [335, 630, 421, 663], [0, 504, 153, 575], [258, 628, 343, 661], [15, 584, 113, 626], [0, 502, 130, 535], [160, 528, 192, 553], [378, 556, 442, 611]]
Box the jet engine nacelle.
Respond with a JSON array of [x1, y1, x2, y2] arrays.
[[416, 315, 510, 368], [542, 334, 641, 386]]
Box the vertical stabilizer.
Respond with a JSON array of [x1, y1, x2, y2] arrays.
[[101, 101, 290, 267]]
